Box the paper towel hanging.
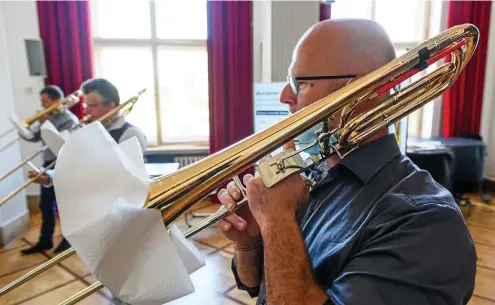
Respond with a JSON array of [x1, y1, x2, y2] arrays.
[[53, 122, 205, 305]]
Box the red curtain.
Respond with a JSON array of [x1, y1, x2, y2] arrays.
[[442, 1, 491, 137], [37, 0, 94, 119], [320, 2, 331, 21], [207, 1, 253, 154]]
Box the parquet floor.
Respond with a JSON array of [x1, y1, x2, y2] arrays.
[[0, 194, 494, 305]]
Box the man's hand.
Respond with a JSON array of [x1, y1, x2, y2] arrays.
[[217, 180, 261, 249], [243, 173, 310, 229], [27, 170, 50, 185], [217, 177, 263, 289]]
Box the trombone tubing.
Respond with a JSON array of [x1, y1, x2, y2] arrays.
[[144, 24, 478, 226], [0, 146, 47, 183], [22, 90, 83, 128], [0, 160, 56, 207]]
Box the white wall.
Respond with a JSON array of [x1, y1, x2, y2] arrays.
[[253, 0, 320, 83], [0, 2, 29, 228], [1, 0, 45, 195], [481, 4, 495, 180]]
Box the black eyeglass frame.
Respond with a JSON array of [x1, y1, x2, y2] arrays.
[[287, 75, 357, 95]]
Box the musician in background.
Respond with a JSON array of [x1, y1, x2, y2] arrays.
[[81, 78, 147, 152], [19, 85, 79, 255], [218, 19, 476, 305], [82, 78, 146, 305]]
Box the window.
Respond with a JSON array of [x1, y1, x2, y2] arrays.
[[331, 0, 444, 138], [90, 0, 208, 146]]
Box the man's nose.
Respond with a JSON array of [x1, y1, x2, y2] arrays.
[[280, 84, 296, 106]]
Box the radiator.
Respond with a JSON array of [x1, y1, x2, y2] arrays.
[[174, 155, 205, 168]]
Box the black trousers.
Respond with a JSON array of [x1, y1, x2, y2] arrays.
[[38, 184, 56, 246], [38, 160, 57, 246]]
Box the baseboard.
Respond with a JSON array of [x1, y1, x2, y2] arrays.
[[483, 178, 495, 192], [27, 195, 39, 212], [0, 211, 30, 247]]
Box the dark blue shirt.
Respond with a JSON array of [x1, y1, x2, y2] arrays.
[[232, 134, 476, 305]]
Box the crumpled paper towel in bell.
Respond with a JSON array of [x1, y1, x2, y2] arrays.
[[40, 120, 70, 157], [53, 122, 202, 305]]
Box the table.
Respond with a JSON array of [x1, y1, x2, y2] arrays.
[[145, 162, 180, 178], [407, 137, 486, 193]]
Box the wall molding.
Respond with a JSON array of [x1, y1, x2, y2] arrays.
[[0, 210, 29, 247], [483, 178, 495, 193]]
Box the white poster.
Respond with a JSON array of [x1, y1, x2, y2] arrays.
[[253, 82, 288, 157], [253, 82, 288, 133]]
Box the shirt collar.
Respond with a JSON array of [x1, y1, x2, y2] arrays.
[[338, 134, 402, 184], [107, 116, 126, 131]]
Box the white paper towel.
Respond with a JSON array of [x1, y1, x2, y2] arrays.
[[53, 122, 204, 305], [40, 121, 70, 157]]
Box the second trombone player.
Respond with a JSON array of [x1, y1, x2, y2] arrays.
[[19, 85, 79, 255]]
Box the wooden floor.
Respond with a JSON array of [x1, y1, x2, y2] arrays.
[[0, 194, 494, 305]]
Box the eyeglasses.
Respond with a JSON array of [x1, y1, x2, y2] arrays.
[[287, 75, 357, 95]]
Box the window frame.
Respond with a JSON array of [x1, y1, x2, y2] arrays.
[[331, 0, 436, 138], [91, 0, 209, 147]]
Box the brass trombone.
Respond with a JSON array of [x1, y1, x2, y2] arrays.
[[0, 89, 146, 208], [22, 90, 83, 129], [0, 24, 479, 304], [0, 91, 84, 182]]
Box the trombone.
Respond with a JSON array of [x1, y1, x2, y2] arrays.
[[0, 90, 84, 183], [0, 24, 479, 304], [22, 90, 83, 129], [0, 90, 84, 150], [0, 89, 146, 208]]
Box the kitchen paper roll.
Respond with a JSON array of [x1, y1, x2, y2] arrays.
[[40, 120, 70, 157], [53, 122, 202, 305]]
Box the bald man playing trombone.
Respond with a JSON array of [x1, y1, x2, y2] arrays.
[[218, 19, 476, 305]]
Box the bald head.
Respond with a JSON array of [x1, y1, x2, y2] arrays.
[[281, 18, 396, 149], [290, 18, 396, 77]]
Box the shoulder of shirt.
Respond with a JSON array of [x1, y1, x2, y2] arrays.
[[373, 167, 462, 224], [123, 125, 145, 136]]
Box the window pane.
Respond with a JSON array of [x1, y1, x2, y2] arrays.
[[93, 46, 157, 145], [157, 47, 208, 143], [155, 0, 207, 39], [90, 0, 151, 38], [331, 0, 372, 19], [375, 0, 425, 43]]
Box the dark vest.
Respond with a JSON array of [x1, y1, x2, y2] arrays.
[[108, 122, 133, 143]]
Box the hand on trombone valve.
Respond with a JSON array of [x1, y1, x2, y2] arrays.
[[218, 173, 309, 240], [27, 170, 50, 185]]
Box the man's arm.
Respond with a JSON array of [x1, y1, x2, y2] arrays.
[[232, 245, 263, 295], [261, 216, 329, 305]]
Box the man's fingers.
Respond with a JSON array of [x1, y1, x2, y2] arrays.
[[226, 181, 242, 201], [217, 188, 236, 211], [242, 174, 254, 186], [218, 220, 231, 232], [222, 213, 247, 230]]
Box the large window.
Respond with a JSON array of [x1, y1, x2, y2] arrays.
[[90, 0, 208, 146], [331, 0, 445, 138]]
